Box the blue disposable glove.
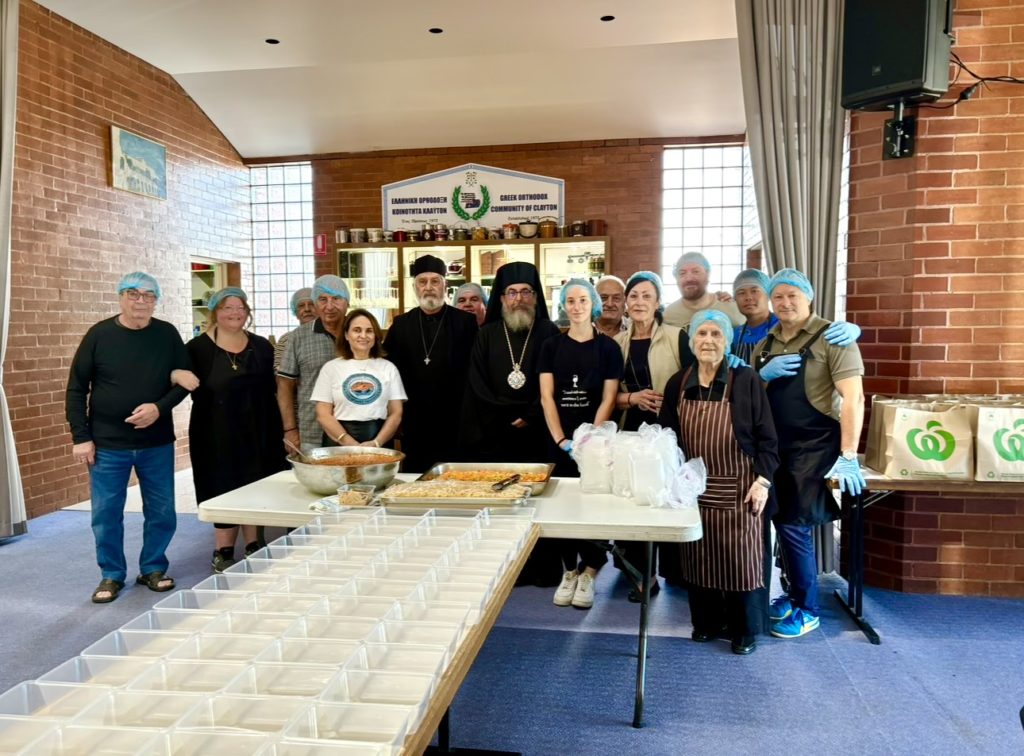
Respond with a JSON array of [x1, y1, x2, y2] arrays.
[[824, 320, 861, 347], [759, 353, 802, 382], [726, 354, 748, 369], [824, 455, 866, 497], [561, 440, 573, 455]]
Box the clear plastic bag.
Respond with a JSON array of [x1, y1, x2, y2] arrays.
[[663, 457, 707, 509], [611, 432, 642, 497], [571, 422, 617, 493], [631, 423, 684, 507]]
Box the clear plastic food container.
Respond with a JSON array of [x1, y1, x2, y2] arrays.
[[0, 716, 58, 753], [174, 693, 308, 734], [81, 630, 192, 659], [155, 589, 247, 612], [38, 656, 157, 688], [121, 609, 218, 634], [192, 573, 282, 593], [389, 600, 471, 628], [167, 633, 271, 663], [204, 611, 301, 637], [166, 728, 270, 755], [125, 660, 249, 694], [222, 663, 338, 699], [0, 683, 107, 720], [347, 642, 448, 678], [281, 701, 414, 746], [364, 621, 460, 658], [306, 596, 397, 621], [71, 690, 204, 729], [254, 639, 362, 668], [290, 560, 365, 581], [223, 557, 304, 576], [320, 669, 435, 709], [257, 739, 395, 755], [233, 592, 326, 615], [20, 724, 167, 755], [283, 616, 381, 643]]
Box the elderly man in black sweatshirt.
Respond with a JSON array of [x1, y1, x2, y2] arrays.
[[66, 272, 193, 604]]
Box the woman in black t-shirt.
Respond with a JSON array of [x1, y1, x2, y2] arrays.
[[538, 279, 624, 610]]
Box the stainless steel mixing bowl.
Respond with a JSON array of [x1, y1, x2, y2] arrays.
[[288, 446, 404, 495]]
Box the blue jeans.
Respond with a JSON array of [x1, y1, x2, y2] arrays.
[[89, 444, 176, 583], [775, 523, 818, 615]]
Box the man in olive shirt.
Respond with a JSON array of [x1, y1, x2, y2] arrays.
[[65, 272, 192, 604], [662, 252, 744, 329], [754, 268, 865, 640]]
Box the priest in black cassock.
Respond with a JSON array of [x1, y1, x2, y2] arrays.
[[383, 254, 478, 473], [459, 261, 561, 463], [461, 261, 563, 585]]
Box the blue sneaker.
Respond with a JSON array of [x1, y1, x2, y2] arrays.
[[771, 608, 820, 639], [769, 596, 793, 622]]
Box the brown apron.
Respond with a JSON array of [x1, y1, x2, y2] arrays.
[[677, 368, 763, 592]]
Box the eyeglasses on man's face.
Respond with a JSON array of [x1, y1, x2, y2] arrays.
[[124, 289, 157, 303], [504, 288, 535, 301]]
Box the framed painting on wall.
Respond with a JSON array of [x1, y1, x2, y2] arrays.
[[110, 125, 166, 200]]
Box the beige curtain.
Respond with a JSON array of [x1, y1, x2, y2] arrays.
[[0, 0, 23, 539], [736, 0, 846, 574], [735, 0, 846, 319]]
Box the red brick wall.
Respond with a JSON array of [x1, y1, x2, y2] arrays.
[[308, 137, 740, 279], [847, 2, 1024, 597], [5, 1, 250, 518]]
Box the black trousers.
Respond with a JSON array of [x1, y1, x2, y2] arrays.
[[555, 539, 608, 573]]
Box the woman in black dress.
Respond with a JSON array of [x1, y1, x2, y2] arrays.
[[184, 287, 287, 572]]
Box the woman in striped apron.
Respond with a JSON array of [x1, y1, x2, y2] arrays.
[[659, 310, 779, 655]]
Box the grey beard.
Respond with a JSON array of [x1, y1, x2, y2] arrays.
[[502, 304, 535, 332], [418, 294, 443, 311]]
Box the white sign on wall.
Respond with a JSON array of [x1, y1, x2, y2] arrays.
[[381, 163, 564, 231]]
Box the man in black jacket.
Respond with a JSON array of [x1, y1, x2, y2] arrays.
[[383, 255, 478, 472], [65, 272, 192, 604]]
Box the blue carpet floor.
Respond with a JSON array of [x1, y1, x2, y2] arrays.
[[1, 511, 1022, 754]]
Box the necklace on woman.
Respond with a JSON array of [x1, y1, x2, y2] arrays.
[[418, 308, 446, 366], [503, 322, 534, 390], [214, 326, 244, 371]]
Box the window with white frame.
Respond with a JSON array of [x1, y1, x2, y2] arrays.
[[661, 145, 761, 302], [249, 163, 315, 338]]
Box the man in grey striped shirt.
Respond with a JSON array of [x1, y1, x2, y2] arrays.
[[277, 275, 349, 451]]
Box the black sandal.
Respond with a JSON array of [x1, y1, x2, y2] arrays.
[[136, 571, 175, 592], [91, 578, 124, 604]]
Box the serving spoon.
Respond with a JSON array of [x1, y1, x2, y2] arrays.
[[284, 437, 314, 464]]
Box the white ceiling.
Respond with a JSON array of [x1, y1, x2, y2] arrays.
[[36, 0, 746, 159]]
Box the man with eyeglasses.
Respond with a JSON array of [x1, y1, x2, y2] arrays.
[[277, 275, 350, 451], [460, 261, 561, 463], [595, 275, 629, 338], [383, 255, 478, 472], [65, 272, 192, 604], [461, 261, 563, 585]]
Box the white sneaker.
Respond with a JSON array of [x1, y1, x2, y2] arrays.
[[553, 570, 579, 606], [572, 572, 595, 609]]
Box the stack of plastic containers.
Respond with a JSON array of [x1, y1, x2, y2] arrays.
[[0, 506, 534, 754]]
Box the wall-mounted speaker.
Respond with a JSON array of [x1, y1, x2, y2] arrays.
[[841, 0, 953, 111]]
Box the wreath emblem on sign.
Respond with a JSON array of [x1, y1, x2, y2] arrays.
[[452, 185, 491, 221]]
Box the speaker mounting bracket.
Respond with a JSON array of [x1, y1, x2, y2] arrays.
[[883, 101, 916, 160]]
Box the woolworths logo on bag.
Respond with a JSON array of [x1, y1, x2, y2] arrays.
[[905, 420, 956, 461], [994, 418, 1024, 462]]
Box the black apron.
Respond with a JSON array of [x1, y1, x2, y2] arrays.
[[758, 325, 840, 526]]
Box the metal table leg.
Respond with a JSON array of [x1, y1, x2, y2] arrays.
[[833, 490, 883, 644], [632, 540, 653, 728]]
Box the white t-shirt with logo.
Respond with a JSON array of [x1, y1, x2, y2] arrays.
[[309, 357, 408, 421]]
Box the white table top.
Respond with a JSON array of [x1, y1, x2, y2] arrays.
[[198, 471, 702, 543]]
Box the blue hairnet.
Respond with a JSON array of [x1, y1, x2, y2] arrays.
[[455, 282, 488, 306], [689, 309, 734, 357], [625, 271, 664, 301], [290, 287, 313, 316], [559, 278, 602, 320], [733, 269, 770, 295], [117, 271, 161, 300], [312, 275, 350, 301], [673, 252, 711, 276], [207, 287, 248, 312], [769, 268, 815, 302]]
